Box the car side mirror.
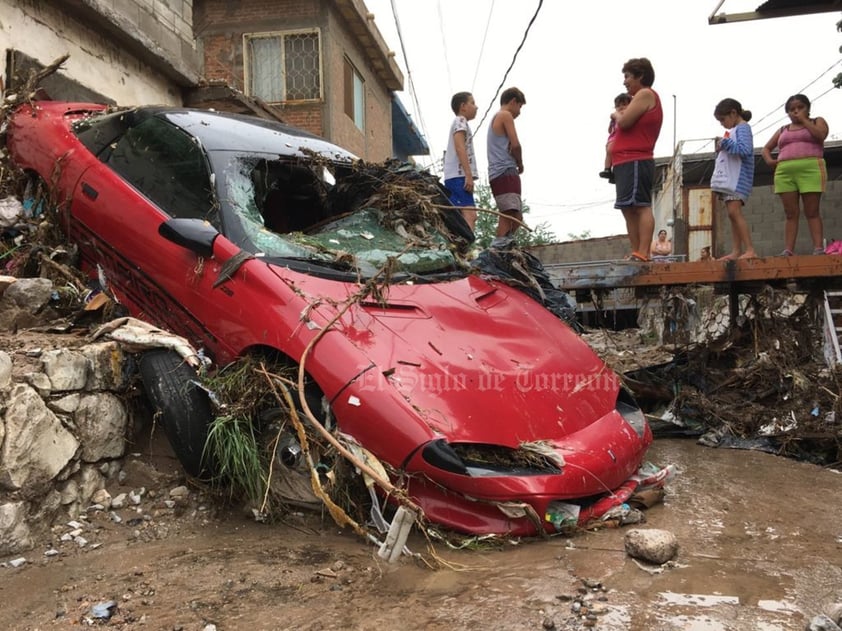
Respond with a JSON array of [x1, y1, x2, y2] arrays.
[[158, 218, 219, 258]]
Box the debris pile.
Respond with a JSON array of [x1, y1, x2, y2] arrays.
[[625, 287, 842, 467]]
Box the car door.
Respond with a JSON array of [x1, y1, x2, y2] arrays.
[[69, 113, 236, 360]]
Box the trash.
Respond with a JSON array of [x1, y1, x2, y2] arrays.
[[377, 506, 416, 563], [544, 501, 580, 532], [90, 600, 117, 620]]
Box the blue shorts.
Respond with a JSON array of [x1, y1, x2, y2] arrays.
[[444, 177, 475, 207]]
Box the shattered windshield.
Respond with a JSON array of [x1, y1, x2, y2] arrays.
[[215, 154, 465, 277]]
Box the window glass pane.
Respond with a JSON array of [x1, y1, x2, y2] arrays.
[[283, 33, 320, 100], [249, 37, 283, 101], [343, 59, 354, 118], [353, 72, 364, 130], [106, 117, 215, 222]]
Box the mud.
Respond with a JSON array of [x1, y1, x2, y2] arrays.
[[1, 437, 840, 631]]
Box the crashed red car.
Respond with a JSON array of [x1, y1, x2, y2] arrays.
[[6, 101, 653, 536]]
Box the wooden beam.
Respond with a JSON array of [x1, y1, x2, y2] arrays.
[[548, 255, 842, 290]]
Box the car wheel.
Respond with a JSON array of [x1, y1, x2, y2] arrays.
[[139, 349, 215, 478]]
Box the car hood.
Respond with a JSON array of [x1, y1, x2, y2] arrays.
[[276, 267, 619, 447]]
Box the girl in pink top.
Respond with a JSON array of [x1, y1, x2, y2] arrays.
[[761, 94, 829, 255]]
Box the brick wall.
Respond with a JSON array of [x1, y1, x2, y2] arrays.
[[196, 0, 393, 159], [322, 9, 392, 159]]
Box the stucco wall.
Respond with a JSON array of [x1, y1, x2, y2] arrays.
[[0, 0, 199, 105]]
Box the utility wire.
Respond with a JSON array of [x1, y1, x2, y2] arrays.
[[685, 57, 842, 157], [750, 57, 842, 134], [435, 0, 453, 96], [470, 0, 495, 93], [473, 0, 543, 135], [389, 0, 436, 166]]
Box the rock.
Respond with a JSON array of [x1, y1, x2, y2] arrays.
[[624, 528, 678, 564], [83, 342, 126, 391], [2, 277, 52, 311], [0, 502, 33, 555], [829, 603, 842, 626], [0, 350, 11, 390], [41, 348, 89, 391], [91, 488, 112, 508], [805, 614, 842, 631], [169, 485, 190, 499], [74, 393, 127, 461], [0, 384, 79, 491]]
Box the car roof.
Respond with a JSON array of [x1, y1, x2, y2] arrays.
[[140, 107, 357, 162]]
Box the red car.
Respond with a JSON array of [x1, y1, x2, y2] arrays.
[[6, 101, 653, 536]]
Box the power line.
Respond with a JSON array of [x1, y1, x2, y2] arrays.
[[435, 0, 453, 96], [473, 0, 544, 135], [470, 0, 495, 93], [750, 57, 842, 134], [684, 57, 842, 157], [388, 0, 436, 165]]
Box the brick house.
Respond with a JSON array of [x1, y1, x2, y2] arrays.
[[192, 0, 427, 161]]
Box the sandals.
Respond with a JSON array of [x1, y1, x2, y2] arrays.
[[779, 249, 794, 257], [626, 251, 650, 262], [812, 247, 826, 255]]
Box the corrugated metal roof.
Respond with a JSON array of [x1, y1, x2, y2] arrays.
[[756, 0, 840, 11], [709, 0, 841, 24]]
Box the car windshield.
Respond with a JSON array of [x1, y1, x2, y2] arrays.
[[215, 153, 463, 277], [73, 107, 468, 278]]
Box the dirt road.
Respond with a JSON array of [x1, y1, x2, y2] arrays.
[[1, 437, 840, 630]]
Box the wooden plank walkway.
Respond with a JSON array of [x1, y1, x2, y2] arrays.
[[546, 254, 842, 291]]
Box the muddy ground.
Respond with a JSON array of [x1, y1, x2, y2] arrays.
[[1, 432, 840, 631], [2, 282, 842, 631]]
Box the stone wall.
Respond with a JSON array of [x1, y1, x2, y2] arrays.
[[0, 340, 131, 555], [0, 277, 150, 556]]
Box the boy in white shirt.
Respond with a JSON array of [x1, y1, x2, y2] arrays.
[[443, 92, 479, 230]]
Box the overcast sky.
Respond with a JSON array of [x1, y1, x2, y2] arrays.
[[363, 0, 842, 240]]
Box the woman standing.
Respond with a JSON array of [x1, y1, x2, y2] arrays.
[[761, 94, 829, 255], [611, 57, 663, 262]]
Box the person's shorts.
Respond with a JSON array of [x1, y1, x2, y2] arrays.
[[613, 159, 654, 209], [444, 177, 476, 207], [774, 157, 826, 194], [719, 193, 746, 205], [489, 168, 522, 214]]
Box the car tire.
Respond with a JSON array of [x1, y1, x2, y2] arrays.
[[139, 349, 215, 478]]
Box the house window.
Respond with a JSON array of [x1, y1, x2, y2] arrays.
[[245, 30, 321, 102], [344, 58, 364, 131]]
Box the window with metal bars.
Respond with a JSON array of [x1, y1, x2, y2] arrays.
[[245, 30, 322, 102]]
